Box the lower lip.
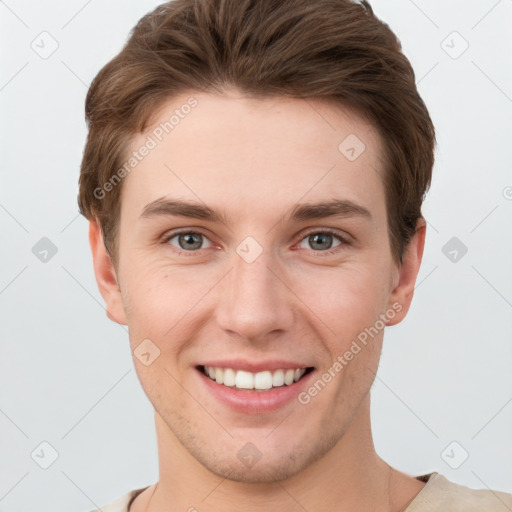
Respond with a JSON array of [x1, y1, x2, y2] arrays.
[[196, 368, 315, 414]]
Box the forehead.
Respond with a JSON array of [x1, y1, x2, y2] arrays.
[[120, 90, 386, 224], [143, 89, 382, 157]]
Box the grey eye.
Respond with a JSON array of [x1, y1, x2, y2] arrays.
[[298, 232, 342, 251], [168, 232, 211, 251]]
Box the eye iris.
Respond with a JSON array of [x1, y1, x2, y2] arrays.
[[179, 232, 202, 250], [309, 233, 333, 250]]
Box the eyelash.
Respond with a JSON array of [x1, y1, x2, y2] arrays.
[[161, 228, 351, 257]]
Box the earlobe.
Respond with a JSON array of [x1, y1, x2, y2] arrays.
[[386, 219, 426, 326], [88, 219, 127, 325]]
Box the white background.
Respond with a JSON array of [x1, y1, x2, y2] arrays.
[[1, 1, 511, 511]]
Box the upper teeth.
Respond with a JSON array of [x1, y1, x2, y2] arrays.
[[203, 366, 307, 390]]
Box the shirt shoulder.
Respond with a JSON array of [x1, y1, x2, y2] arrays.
[[88, 486, 149, 512], [406, 472, 512, 512]]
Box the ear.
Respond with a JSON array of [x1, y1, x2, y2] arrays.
[[386, 218, 426, 326], [88, 219, 127, 325]]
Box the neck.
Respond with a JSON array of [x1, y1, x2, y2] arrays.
[[134, 396, 424, 512]]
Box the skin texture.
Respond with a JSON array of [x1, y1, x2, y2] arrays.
[[90, 89, 427, 511]]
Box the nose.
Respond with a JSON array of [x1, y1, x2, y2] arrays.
[[213, 248, 296, 342]]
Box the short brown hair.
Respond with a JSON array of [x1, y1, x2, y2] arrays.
[[78, 0, 436, 268]]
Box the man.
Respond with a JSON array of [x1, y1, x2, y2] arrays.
[[78, 0, 512, 510]]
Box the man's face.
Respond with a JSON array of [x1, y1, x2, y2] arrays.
[[102, 89, 411, 482]]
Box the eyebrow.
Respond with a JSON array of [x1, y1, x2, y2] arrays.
[[139, 197, 372, 224]]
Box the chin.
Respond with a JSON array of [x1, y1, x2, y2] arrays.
[[198, 452, 308, 483], [185, 429, 340, 484]]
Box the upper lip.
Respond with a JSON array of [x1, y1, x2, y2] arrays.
[[196, 359, 314, 373]]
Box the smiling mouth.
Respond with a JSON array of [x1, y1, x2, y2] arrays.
[[198, 365, 315, 391]]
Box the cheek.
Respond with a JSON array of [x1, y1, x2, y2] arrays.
[[122, 259, 173, 306], [121, 266, 212, 357], [293, 264, 387, 329]]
